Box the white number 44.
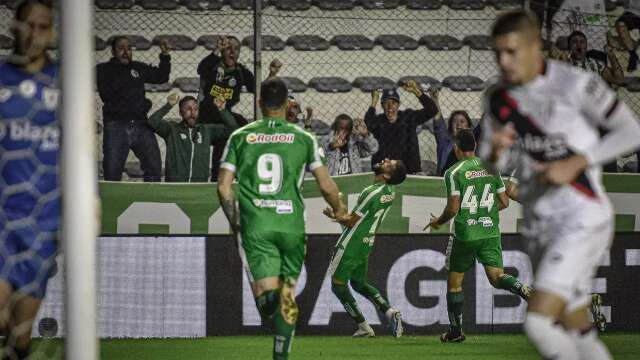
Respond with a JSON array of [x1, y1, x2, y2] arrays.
[[461, 184, 494, 214]]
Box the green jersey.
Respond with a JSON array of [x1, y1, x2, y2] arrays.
[[444, 157, 505, 241], [335, 182, 395, 259], [220, 116, 325, 234]]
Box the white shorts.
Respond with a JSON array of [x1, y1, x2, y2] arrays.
[[526, 196, 613, 311]]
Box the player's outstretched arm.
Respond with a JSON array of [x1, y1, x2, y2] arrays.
[[312, 166, 347, 221], [497, 191, 510, 210], [323, 207, 361, 228], [217, 168, 239, 233], [424, 196, 460, 231]]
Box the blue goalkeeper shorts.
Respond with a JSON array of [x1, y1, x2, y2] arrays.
[[0, 226, 58, 299]]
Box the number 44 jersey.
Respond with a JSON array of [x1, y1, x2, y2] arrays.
[[220, 116, 325, 234], [444, 157, 505, 241]]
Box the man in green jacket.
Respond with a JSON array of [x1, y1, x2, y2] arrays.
[[148, 93, 239, 182]]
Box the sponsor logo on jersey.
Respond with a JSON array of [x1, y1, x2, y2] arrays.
[[0, 121, 60, 151], [464, 170, 490, 180], [363, 236, 375, 246], [252, 199, 294, 214], [210, 85, 234, 100], [478, 217, 494, 227], [467, 219, 477, 226], [246, 133, 295, 144], [380, 194, 394, 204], [130, 69, 139, 78], [517, 133, 568, 160]]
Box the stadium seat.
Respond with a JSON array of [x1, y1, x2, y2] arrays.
[[445, 0, 485, 10], [0, 35, 13, 50], [153, 35, 197, 50], [273, 0, 312, 11], [181, 0, 225, 10], [487, 0, 523, 9], [623, 77, 640, 92], [95, 36, 107, 51], [353, 77, 396, 92], [313, 0, 357, 10], [136, 0, 179, 10], [145, 82, 173, 92], [107, 35, 152, 50], [330, 35, 374, 50], [173, 77, 200, 93], [442, 75, 485, 91], [198, 35, 230, 50], [242, 35, 286, 51], [286, 35, 330, 51], [419, 35, 463, 50], [358, 0, 402, 9], [397, 75, 442, 89], [463, 35, 493, 50], [374, 35, 419, 50], [308, 77, 352, 92], [95, 0, 135, 9], [229, 0, 254, 10], [405, 0, 443, 9], [281, 77, 308, 92], [555, 36, 568, 51]]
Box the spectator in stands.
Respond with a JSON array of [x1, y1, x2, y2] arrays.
[[147, 93, 239, 182], [551, 30, 624, 86], [197, 36, 281, 181], [320, 114, 379, 176], [287, 93, 312, 131], [426, 88, 480, 176], [364, 80, 438, 174], [615, 3, 640, 72], [97, 36, 170, 182]]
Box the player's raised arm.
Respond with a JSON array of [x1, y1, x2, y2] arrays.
[[312, 166, 347, 221]]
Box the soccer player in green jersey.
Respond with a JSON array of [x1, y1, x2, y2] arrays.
[[217, 78, 347, 360], [323, 159, 408, 338], [426, 129, 532, 343]]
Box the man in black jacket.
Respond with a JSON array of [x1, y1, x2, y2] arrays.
[[97, 36, 171, 181], [364, 80, 438, 174], [197, 36, 280, 180]]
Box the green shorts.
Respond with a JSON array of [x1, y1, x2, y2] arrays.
[[238, 231, 306, 282], [328, 248, 369, 283], [446, 236, 503, 273]]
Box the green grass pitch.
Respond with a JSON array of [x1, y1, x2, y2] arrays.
[[27, 333, 640, 359]]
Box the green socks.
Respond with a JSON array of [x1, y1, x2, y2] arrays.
[[255, 289, 279, 321], [447, 291, 464, 334], [331, 282, 366, 323], [497, 274, 529, 300], [255, 283, 298, 360], [351, 281, 391, 313]]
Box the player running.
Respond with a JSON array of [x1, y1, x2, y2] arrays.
[[217, 78, 347, 360], [426, 129, 532, 343], [323, 159, 407, 338], [481, 10, 640, 359], [0, 1, 59, 359]]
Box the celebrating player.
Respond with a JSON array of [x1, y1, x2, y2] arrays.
[[481, 10, 640, 359], [426, 129, 532, 343], [0, 1, 59, 359], [217, 78, 347, 360], [323, 159, 407, 338]]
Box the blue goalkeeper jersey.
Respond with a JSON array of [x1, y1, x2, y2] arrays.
[[0, 60, 60, 241]]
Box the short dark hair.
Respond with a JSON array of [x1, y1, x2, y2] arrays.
[[179, 95, 197, 111], [491, 9, 540, 39], [455, 128, 476, 152], [447, 110, 472, 134], [387, 160, 407, 185], [260, 78, 288, 111], [111, 35, 130, 51], [331, 114, 353, 131], [567, 30, 587, 46], [15, 0, 52, 21]]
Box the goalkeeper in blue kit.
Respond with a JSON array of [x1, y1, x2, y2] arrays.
[[323, 159, 407, 338]]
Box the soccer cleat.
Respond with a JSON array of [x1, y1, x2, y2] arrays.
[[440, 329, 466, 343], [389, 310, 403, 338], [590, 294, 606, 332], [352, 323, 375, 338]]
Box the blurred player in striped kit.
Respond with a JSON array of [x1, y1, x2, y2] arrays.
[[0, 1, 59, 359], [482, 10, 640, 360], [323, 159, 407, 338]]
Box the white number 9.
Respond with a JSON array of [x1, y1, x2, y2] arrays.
[[258, 153, 283, 194]]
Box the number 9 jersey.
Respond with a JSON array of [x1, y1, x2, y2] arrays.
[[444, 157, 505, 242]]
